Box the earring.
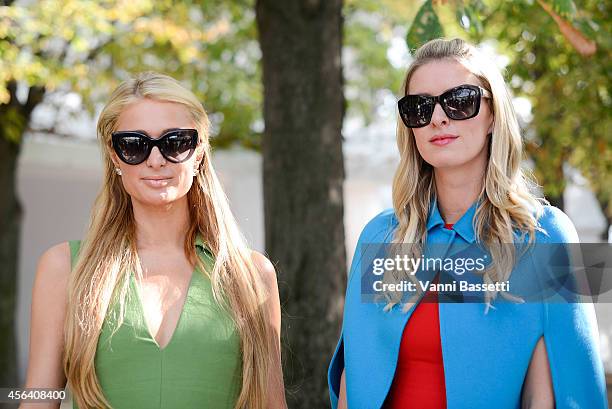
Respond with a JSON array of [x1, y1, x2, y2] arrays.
[[115, 167, 122, 176], [193, 168, 198, 176]]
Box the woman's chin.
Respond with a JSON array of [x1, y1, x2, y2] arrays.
[[423, 151, 484, 170], [425, 157, 467, 169], [135, 190, 184, 207]]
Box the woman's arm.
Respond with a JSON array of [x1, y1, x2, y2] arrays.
[[521, 336, 554, 409], [338, 368, 348, 409], [251, 251, 288, 409], [19, 243, 71, 409]]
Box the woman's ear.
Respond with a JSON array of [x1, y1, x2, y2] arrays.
[[194, 145, 205, 171], [487, 117, 494, 135], [110, 150, 121, 168], [109, 149, 124, 176]]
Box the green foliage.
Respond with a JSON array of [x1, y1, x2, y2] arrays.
[[541, 0, 577, 19], [0, 0, 261, 148], [342, 0, 411, 124], [485, 0, 610, 207], [454, 1, 485, 39], [406, 0, 444, 51]]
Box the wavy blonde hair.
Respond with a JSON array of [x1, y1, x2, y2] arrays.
[[63, 72, 271, 408], [385, 38, 546, 312]]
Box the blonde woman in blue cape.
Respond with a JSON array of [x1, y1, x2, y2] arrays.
[[328, 38, 607, 409]]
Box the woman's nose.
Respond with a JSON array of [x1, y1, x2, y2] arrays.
[[430, 102, 449, 127], [146, 146, 167, 168]]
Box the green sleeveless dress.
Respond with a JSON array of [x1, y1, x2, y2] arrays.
[[69, 238, 242, 409]]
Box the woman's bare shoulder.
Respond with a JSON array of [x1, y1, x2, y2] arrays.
[[34, 242, 72, 293], [250, 250, 277, 288]]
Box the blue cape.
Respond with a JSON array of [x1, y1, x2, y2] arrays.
[[328, 202, 607, 408]]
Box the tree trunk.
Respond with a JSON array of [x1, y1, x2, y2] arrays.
[[256, 1, 346, 407], [0, 81, 43, 407], [0, 133, 22, 406]]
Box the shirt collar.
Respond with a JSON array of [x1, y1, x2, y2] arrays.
[[427, 197, 479, 243]]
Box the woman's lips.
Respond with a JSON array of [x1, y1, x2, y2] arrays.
[[142, 177, 171, 187], [430, 134, 459, 146]]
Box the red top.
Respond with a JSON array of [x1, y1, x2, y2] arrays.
[[384, 224, 453, 408]]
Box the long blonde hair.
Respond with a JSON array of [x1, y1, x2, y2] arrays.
[[386, 38, 546, 311], [63, 72, 271, 408]]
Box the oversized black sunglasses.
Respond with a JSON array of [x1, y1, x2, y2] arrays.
[[111, 128, 199, 165], [398, 84, 492, 128]]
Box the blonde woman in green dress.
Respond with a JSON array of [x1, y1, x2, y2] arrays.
[[21, 72, 287, 409]]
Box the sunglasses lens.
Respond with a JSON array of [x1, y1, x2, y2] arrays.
[[399, 95, 434, 128], [115, 134, 149, 164], [161, 130, 197, 162], [443, 87, 479, 120]]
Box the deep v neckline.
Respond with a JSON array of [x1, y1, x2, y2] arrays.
[[131, 267, 197, 351]]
